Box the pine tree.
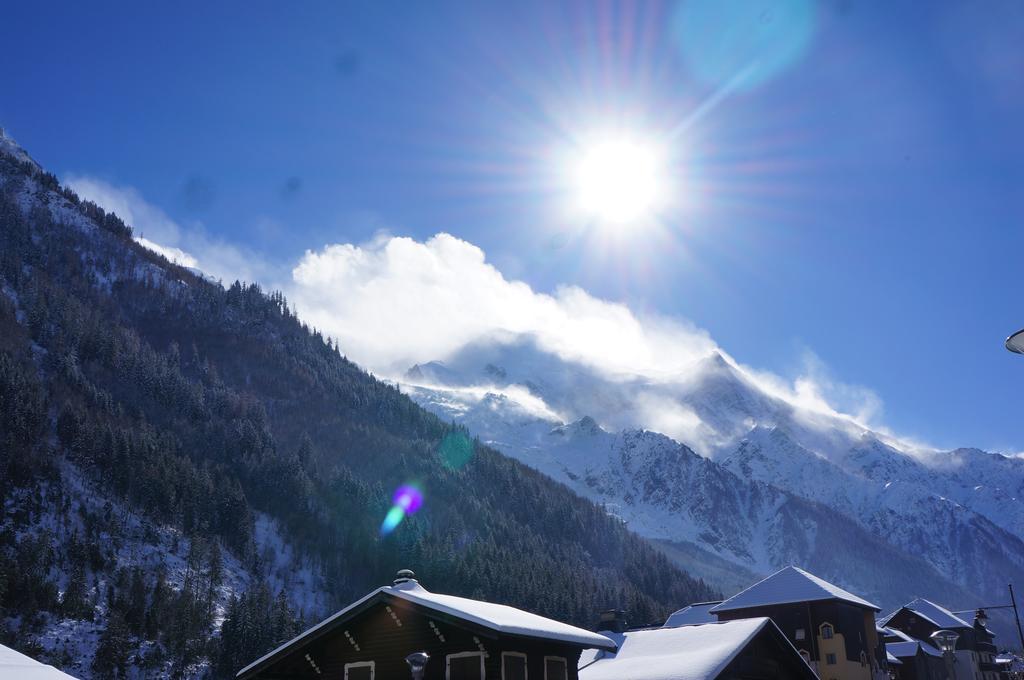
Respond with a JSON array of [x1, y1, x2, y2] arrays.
[[61, 565, 91, 620], [92, 610, 132, 679]]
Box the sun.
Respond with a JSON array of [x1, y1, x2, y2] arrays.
[[572, 135, 666, 224]]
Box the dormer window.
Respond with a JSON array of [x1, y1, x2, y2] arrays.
[[821, 623, 834, 640]]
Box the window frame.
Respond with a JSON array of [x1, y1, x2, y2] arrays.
[[820, 623, 835, 640], [543, 655, 568, 680], [795, 628, 806, 640], [344, 661, 375, 680], [826, 653, 837, 666], [447, 651, 486, 680], [501, 651, 528, 680]]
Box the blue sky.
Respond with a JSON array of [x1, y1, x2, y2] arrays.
[[2, 1, 1022, 451]]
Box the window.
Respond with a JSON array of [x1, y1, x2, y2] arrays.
[[826, 653, 837, 665], [544, 656, 567, 680], [345, 661, 375, 680], [447, 652, 485, 680], [502, 652, 527, 680], [795, 628, 806, 640], [798, 650, 811, 665], [821, 623, 834, 640]]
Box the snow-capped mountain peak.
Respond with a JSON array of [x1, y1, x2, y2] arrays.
[[399, 337, 1024, 639]]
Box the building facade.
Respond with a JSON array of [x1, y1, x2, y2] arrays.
[[880, 599, 1000, 680], [709, 566, 887, 680], [236, 570, 615, 680]]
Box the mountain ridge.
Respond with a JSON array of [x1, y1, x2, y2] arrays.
[[0, 131, 716, 678], [400, 337, 1024, 642]]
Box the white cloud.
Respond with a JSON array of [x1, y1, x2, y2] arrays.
[[135, 236, 199, 269], [64, 175, 270, 284], [287, 232, 896, 440], [289, 233, 719, 376], [52, 175, 911, 449]]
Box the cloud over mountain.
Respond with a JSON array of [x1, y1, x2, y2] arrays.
[[62, 177, 899, 447], [65, 175, 268, 285], [287, 232, 896, 443]]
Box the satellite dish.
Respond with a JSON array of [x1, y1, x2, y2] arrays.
[[1008, 328, 1024, 354]]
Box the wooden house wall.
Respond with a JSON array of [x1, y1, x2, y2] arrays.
[[719, 627, 820, 680], [884, 609, 979, 652], [716, 601, 879, 664], [251, 596, 584, 679]]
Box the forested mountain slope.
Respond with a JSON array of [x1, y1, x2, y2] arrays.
[[0, 133, 716, 678]]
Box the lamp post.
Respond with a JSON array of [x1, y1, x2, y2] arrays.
[[405, 651, 430, 680], [1007, 329, 1024, 354], [932, 630, 960, 680]]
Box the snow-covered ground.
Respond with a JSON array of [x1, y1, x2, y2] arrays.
[[2, 459, 329, 679]]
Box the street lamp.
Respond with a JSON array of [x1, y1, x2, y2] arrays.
[[1007, 329, 1024, 354], [406, 651, 430, 680], [931, 630, 959, 680], [931, 629, 959, 654]]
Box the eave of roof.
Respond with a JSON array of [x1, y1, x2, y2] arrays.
[[236, 581, 616, 679], [710, 566, 879, 613]]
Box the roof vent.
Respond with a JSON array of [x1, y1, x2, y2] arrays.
[[598, 609, 627, 633], [394, 569, 418, 585]]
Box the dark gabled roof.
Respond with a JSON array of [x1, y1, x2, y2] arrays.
[[237, 579, 616, 678], [710, 566, 879, 613], [878, 598, 971, 630]]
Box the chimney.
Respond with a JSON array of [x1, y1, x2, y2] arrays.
[[598, 609, 627, 633], [394, 568, 418, 585]]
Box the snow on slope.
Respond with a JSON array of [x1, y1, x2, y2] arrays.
[[2, 458, 330, 679], [398, 337, 1024, 620]]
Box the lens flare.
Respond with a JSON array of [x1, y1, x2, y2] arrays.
[[380, 483, 424, 536], [671, 0, 816, 91], [380, 506, 406, 534], [439, 432, 474, 470], [393, 484, 424, 513]]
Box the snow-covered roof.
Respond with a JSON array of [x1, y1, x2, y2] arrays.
[[579, 618, 811, 680], [0, 643, 80, 679], [881, 627, 915, 643], [887, 651, 903, 665], [389, 579, 615, 648], [238, 578, 615, 678], [886, 640, 942, 659], [664, 602, 721, 627], [882, 598, 971, 630], [710, 566, 879, 613]]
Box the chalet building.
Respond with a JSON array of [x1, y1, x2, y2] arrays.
[[236, 570, 616, 680], [878, 625, 946, 680], [879, 599, 1001, 680], [579, 617, 820, 680], [707, 566, 887, 680]]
